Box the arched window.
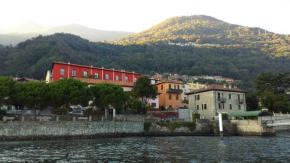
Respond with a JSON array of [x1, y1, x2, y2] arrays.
[[83, 71, 88, 77], [60, 68, 65, 75], [125, 76, 129, 82], [116, 75, 119, 81], [95, 72, 99, 79], [106, 73, 109, 80]]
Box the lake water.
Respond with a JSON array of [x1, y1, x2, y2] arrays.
[[0, 133, 290, 163]]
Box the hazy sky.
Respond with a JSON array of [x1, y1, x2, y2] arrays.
[[1, 0, 290, 34]]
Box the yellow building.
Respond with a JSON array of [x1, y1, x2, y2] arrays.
[[188, 82, 207, 91], [154, 80, 183, 109]]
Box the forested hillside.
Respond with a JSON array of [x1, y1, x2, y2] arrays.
[[115, 15, 290, 58], [0, 33, 290, 91]]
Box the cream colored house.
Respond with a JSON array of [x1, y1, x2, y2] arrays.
[[186, 84, 247, 119], [188, 82, 207, 91]]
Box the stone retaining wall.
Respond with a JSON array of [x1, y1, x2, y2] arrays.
[[231, 120, 275, 136], [0, 121, 143, 139]]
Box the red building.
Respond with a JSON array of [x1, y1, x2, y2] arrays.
[[46, 62, 141, 91]]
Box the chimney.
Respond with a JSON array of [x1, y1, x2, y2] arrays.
[[223, 83, 226, 88]]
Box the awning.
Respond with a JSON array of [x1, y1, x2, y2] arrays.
[[228, 110, 273, 118]]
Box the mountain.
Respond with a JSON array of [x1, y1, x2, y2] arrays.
[[0, 33, 290, 92], [0, 23, 133, 46], [115, 15, 290, 58]]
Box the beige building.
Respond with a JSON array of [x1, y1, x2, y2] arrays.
[[188, 82, 207, 91], [186, 84, 247, 119]]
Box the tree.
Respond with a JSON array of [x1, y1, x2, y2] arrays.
[[255, 72, 290, 113], [131, 76, 157, 105], [0, 76, 14, 106], [246, 93, 259, 111], [48, 78, 92, 114], [255, 72, 290, 94], [128, 98, 143, 114], [90, 83, 129, 118], [13, 82, 48, 120]]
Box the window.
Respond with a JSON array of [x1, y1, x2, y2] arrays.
[[151, 103, 156, 107], [176, 94, 179, 100], [116, 75, 119, 81], [60, 68, 65, 75], [105, 74, 109, 80], [219, 103, 224, 109], [169, 84, 171, 89], [125, 76, 129, 82], [72, 70, 76, 77], [230, 104, 232, 110], [196, 105, 199, 110], [229, 94, 231, 99], [182, 84, 185, 88], [95, 73, 99, 79], [83, 71, 88, 77], [204, 104, 207, 109], [184, 97, 187, 100], [161, 85, 163, 90], [169, 94, 172, 100], [134, 77, 137, 83], [238, 104, 241, 110], [195, 95, 200, 100]]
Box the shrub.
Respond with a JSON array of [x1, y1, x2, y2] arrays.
[[0, 109, 7, 116], [144, 122, 151, 132], [222, 113, 228, 120], [192, 113, 200, 121]]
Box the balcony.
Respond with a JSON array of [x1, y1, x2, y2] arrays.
[[166, 88, 183, 93], [218, 97, 227, 103], [236, 99, 245, 104], [182, 99, 189, 104]]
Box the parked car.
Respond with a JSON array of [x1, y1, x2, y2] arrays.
[[161, 116, 177, 122], [69, 110, 84, 116]]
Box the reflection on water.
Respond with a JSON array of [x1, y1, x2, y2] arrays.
[[0, 133, 290, 162]]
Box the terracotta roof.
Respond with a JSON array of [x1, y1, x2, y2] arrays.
[[78, 78, 134, 87], [153, 80, 183, 85], [186, 84, 247, 95], [52, 61, 140, 75]]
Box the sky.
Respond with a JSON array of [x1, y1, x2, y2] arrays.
[[0, 0, 290, 34]]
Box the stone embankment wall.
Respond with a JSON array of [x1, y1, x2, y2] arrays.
[[0, 121, 144, 140], [231, 120, 275, 136], [146, 122, 212, 136]]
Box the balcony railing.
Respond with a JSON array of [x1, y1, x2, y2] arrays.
[[166, 88, 183, 93], [236, 99, 244, 104], [218, 97, 227, 103], [182, 99, 189, 104]]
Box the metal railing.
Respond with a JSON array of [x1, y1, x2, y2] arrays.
[[166, 88, 183, 93], [217, 97, 226, 103], [236, 99, 244, 103]]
